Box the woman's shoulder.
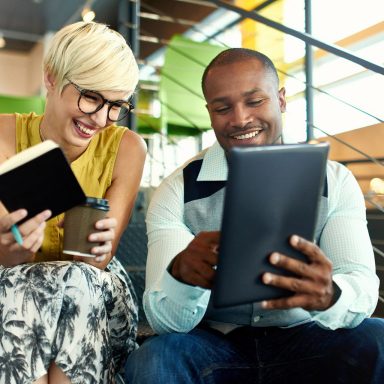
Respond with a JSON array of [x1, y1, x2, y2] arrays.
[[97, 124, 146, 157], [0, 114, 17, 162], [111, 127, 147, 180], [121, 127, 147, 150], [119, 128, 147, 161], [0, 113, 16, 127], [1, 112, 41, 126]]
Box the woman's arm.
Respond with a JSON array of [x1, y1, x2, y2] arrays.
[[78, 129, 146, 270]]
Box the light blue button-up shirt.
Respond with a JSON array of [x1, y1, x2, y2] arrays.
[[143, 142, 379, 334]]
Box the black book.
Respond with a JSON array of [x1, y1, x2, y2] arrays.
[[0, 140, 86, 220], [213, 143, 329, 308]]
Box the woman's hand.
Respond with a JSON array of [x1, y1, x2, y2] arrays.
[[73, 216, 117, 269], [0, 209, 52, 267]]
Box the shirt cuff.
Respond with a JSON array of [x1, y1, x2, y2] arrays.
[[161, 269, 210, 307], [309, 275, 357, 329]]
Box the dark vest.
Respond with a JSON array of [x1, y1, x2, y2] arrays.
[[183, 158, 329, 325]]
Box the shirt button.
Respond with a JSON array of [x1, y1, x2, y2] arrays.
[[253, 315, 261, 322]]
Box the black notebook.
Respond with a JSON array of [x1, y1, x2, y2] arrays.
[[213, 143, 329, 308], [0, 140, 86, 220]]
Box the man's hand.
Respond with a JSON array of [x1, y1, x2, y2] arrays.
[[171, 231, 220, 289], [261, 235, 335, 311]]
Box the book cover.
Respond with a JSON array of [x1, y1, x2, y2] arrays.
[[0, 140, 86, 220]]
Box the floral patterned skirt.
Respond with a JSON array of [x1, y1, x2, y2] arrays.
[[0, 257, 138, 384]]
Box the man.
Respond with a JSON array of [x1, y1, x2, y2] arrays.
[[125, 48, 384, 383]]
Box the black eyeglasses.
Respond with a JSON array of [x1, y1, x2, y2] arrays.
[[67, 80, 134, 122]]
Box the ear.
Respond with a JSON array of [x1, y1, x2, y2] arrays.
[[278, 87, 287, 113], [44, 72, 56, 91]]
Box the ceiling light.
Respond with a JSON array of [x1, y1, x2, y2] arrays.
[[81, 6, 96, 22], [370, 178, 384, 194]]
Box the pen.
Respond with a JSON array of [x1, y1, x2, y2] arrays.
[[11, 224, 23, 245]]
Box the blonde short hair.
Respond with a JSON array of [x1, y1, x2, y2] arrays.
[[43, 21, 139, 96]]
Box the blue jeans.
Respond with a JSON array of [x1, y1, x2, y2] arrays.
[[125, 318, 384, 383]]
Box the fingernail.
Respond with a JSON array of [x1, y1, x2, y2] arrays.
[[89, 234, 97, 241], [95, 222, 104, 229], [43, 210, 52, 219], [263, 273, 272, 284], [0, 237, 10, 245], [270, 253, 280, 264], [95, 255, 106, 262], [291, 235, 299, 245]]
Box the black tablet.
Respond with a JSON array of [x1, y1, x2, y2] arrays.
[[213, 143, 329, 308]]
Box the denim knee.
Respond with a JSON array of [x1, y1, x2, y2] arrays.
[[331, 318, 384, 383], [125, 333, 200, 383], [347, 318, 384, 354], [124, 329, 246, 384]]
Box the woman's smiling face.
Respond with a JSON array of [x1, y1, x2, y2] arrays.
[[44, 75, 129, 146]]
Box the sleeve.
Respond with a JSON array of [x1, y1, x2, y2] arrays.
[[143, 173, 211, 334], [310, 162, 379, 329]]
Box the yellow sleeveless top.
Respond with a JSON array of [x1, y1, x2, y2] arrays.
[[15, 112, 127, 262]]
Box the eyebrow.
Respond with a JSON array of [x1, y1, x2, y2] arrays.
[[90, 89, 130, 103], [209, 88, 264, 104], [71, 81, 130, 103]]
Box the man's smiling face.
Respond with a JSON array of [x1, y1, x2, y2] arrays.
[[204, 58, 286, 153]]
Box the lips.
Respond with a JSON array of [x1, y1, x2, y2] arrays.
[[73, 120, 97, 138], [232, 129, 262, 140]]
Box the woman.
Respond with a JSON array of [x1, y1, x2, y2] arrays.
[[0, 22, 146, 383]]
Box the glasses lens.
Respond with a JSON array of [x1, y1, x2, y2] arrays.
[[78, 91, 104, 114], [108, 102, 133, 122]]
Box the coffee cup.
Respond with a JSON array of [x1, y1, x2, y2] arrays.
[[63, 197, 110, 257]]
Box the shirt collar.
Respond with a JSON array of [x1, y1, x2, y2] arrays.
[[197, 141, 228, 182]]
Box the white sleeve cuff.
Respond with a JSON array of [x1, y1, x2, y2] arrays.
[[161, 269, 210, 308], [309, 275, 361, 330]]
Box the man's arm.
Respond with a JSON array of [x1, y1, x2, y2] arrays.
[[311, 163, 378, 328], [260, 161, 379, 329], [143, 174, 213, 334]]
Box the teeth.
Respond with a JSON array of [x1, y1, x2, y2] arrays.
[[233, 131, 261, 140], [75, 121, 95, 135]]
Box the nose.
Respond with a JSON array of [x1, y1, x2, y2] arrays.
[[90, 104, 109, 127], [230, 104, 252, 129]]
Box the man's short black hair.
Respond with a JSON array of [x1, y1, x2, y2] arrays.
[[201, 48, 279, 97]]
